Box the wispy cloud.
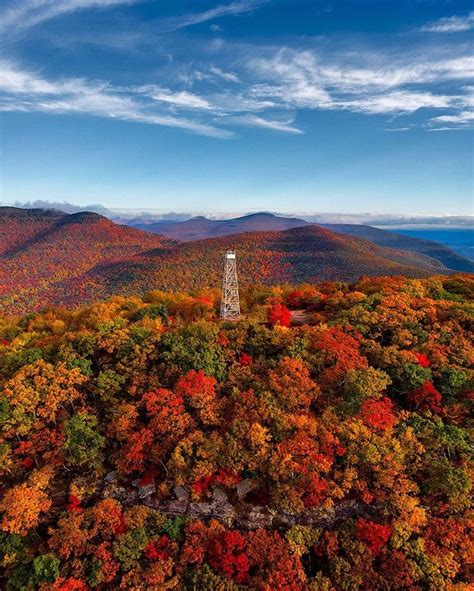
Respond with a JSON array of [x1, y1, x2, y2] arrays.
[[418, 12, 474, 34], [427, 126, 471, 132], [430, 111, 474, 125], [246, 47, 474, 125], [336, 90, 454, 115], [2, 9, 474, 137], [0, 60, 297, 137], [157, 0, 269, 33], [134, 85, 213, 110], [0, 0, 138, 35], [222, 113, 303, 134], [209, 66, 240, 83], [250, 49, 474, 96], [0, 61, 232, 138]]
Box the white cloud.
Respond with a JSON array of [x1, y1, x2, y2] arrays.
[[212, 92, 277, 113], [430, 111, 474, 124], [427, 126, 471, 132], [0, 60, 67, 93], [250, 50, 474, 97], [0, 0, 137, 34], [209, 66, 240, 83], [246, 48, 473, 126], [418, 12, 474, 34], [223, 113, 303, 134], [135, 85, 212, 109], [318, 56, 474, 88], [250, 50, 332, 109], [0, 61, 232, 137], [337, 90, 454, 115], [157, 0, 269, 33], [2, 21, 474, 136]]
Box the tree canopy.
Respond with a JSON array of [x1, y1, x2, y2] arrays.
[[0, 274, 472, 589]]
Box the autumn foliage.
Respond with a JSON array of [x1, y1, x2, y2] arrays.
[[268, 300, 292, 327], [356, 518, 393, 555], [360, 396, 397, 432], [408, 380, 443, 413], [0, 274, 472, 589]]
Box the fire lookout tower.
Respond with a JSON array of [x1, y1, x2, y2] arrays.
[[220, 251, 240, 321]]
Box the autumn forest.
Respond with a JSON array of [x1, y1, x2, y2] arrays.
[[2, 0, 473, 587], [0, 273, 472, 589]]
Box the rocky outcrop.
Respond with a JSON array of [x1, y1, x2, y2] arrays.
[[102, 472, 375, 531]]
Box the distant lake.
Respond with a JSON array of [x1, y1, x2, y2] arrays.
[[392, 228, 474, 261]]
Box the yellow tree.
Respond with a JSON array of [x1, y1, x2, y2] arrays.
[[0, 467, 53, 535]]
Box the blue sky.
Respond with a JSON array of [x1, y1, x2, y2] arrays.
[[1, 0, 473, 214]]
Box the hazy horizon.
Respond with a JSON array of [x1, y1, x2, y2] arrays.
[[2, 199, 473, 228]]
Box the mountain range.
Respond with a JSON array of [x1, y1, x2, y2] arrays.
[[130, 212, 310, 240], [4, 200, 473, 228], [129, 212, 473, 273], [2, 207, 469, 314]]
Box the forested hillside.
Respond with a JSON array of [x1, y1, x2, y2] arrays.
[[0, 208, 449, 314], [0, 209, 173, 314], [0, 275, 472, 590], [65, 226, 445, 307], [0, 208, 64, 256], [322, 224, 474, 274]]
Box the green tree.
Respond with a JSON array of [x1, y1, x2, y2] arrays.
[[113, 527, 148, 571], [32, 553, 60, 584], [158, 321, 227, 381], [63, 413, 105, 470]]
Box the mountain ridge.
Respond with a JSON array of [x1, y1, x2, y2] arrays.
[[0, 207, 466, 314], [126, 211, 472, 272], [322, 223, 474, 273], [130, 211, 311, 240]]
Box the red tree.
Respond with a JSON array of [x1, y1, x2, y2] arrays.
[[360, 397, 397, 432], [239, 352, 253, 366], [268, 302, 291, 327], [356, 518, 392, 555], [51, 578, 89, 591], [415, 353, 431, 368], [408, 381, 442, 413], [145, 535, 170, 561], [208, 530, 250, 583], [175, 369, 220, 425]]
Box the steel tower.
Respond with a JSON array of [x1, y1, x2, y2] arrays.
[[220, 250, 240, 321]]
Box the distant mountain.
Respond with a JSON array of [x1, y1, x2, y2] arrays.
[[129, 212, 473, 273], [0, 208, 459, 314], [130, 212, 311, 240], [321, 224, 474, 273]]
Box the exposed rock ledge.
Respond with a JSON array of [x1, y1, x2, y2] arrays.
[[102, 472, 375, 531]]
